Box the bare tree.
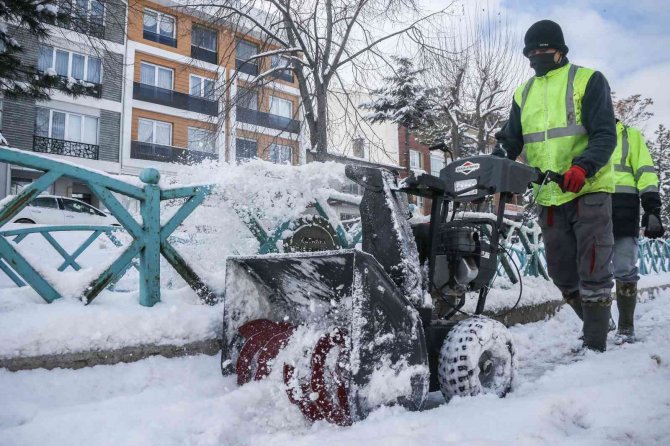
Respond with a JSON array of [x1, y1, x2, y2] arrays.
[[612, 92, 654, 129], [415, 6, 525, 157], [176, 0, 447, 161]]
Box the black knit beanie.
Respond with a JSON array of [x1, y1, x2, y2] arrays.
[[523, 20, 569, 56]]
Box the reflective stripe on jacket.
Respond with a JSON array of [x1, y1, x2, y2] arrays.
[[514, 63, 614, 206], [611, 121, 659, 195]]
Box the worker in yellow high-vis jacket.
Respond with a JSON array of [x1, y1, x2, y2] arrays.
[[610, 120, 664, 344], [497, 20, 617, 352]]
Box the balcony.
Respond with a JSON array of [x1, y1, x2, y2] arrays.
[[236, 59, 259, 76], [133, 83, 218, 116], [191, 46, 217, 64], [236, 107, 300, 134], [42, 72, 102, 98], [131, 141, 218, 164], [143, 29, 177, 48], [33, 135, 99, 160]]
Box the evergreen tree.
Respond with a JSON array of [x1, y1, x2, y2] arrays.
[[648, 124, 670, 232], [362, 57, 436, 131]]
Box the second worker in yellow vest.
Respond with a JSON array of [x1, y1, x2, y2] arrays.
[[610, 120, 664, 344], [498, 20, 617, 352]]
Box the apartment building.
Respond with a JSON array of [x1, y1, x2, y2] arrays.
[[123, 0, 304, 175], [0, 0, 304, 205], [0, 0, 127, 205]]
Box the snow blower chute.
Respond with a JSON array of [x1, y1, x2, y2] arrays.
[[221, 155, 549, 426]]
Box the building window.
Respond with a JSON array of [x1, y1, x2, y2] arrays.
[[270, 96, 292, 118], [268, 143, 292, 164], [190, 75, 215, 99], [38, 45, 102, 84], [409, 150, 422, 169], [271, 55, 293, 82], [415, 196, 425, 211], [191, 25, 217, 52], [10, 177, 33, 195], [430, 154, 445, 177], [342, 182, 364, 196], [236, 137, 257, 161], [143, 9, 176, 45], [138, 118, 172, 146], [237, 86, 258, 110], [75, 0, 105, 25], [140, 62, 173, 90], [236, 40, 258, 64], [35, 108, 98, 144], [188, 127, 216, 153], [352, 138, 365, 158]]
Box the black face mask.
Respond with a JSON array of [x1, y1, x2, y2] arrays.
[[529, 53, 559, 76]]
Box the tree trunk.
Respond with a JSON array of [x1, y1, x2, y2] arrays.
[[405, 126, 411, 175], [313, 86, 329, 162]]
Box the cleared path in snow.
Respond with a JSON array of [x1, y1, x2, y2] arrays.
[[1, 292, 670, 446]]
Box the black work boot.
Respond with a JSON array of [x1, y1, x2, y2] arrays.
[[563, 290, 583, 320], [615, 281, 637, 344], [582, 301, 612, 352]]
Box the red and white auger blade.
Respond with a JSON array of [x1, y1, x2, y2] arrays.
[[284, 328, 352, 426], [236, 319, 293, 385]]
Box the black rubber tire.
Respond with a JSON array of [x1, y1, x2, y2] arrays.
[[14, 218, 35, 224], [438, 316, 516, 402]]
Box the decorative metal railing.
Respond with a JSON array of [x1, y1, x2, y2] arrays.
[[236, 106, 300, 134], [130, 141, 218, 164], [133, 83, 218, 116], [0, 147, 214, 306], [33, 135, 99, 160]]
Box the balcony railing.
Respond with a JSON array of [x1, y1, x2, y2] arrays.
[[236, 107, 300, 134], [33, 135, 99, 160], [40, 72, 102, 98], [131, 141, 218, 164], [143, 29, 177, 47], [133, 83, 218, 116], [236, 59, 259, 76], [191, 46, 218, 64]]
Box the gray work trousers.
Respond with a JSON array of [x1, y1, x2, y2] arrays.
[[613, 236, 639, 283], [538, 192, 614, 303]]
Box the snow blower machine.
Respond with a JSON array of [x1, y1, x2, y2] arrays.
[[220, 155, 552, 426]]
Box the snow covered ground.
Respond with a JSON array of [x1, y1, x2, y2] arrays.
[[2, 290, 669, 446]]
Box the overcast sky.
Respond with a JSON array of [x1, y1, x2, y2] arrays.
[[422, 0, 670, 136]]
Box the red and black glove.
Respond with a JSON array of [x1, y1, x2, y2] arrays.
[[562, 165, 587, 193]]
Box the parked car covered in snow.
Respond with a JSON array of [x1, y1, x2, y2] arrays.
[[8, 195, 120, 226]]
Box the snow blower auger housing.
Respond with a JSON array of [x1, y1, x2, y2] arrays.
[[221, 155, 541, 426]]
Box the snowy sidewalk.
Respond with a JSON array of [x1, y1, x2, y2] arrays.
[[2, 290, 669, 446]]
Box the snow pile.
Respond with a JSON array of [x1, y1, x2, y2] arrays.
[[2, 291, 669, 445]]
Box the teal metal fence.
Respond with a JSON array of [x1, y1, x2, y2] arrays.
[[0, 147, 214, 307]]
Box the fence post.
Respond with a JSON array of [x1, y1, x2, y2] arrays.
[[139, 168, 161, 307]]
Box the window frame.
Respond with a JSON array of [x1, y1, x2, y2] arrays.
[[143, 8, 176, 39], [73, 0, 106, 25], [269, 95, 293, 118], [237, 86, 258, 110], [235, 137, 258, 161], [430, 154, 445, 177], [187, 126, 216, 153], [189, 74, 215, 99], [236, 40, 259, 63], [139, 62, 174, 90], [38, 45, 103, 84], [191, 25, 217, 52], [352, 137, 365, 158], [35, 107, 99, 145], [268, 143, 293, 164], [409, 149, 422, 169], [138, 118, 173, 146]]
